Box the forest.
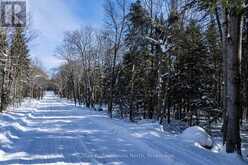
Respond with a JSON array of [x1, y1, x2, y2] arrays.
[[1, 0, 248, 160], [0, 27, 47, 112], [51, 0, 248, 155]]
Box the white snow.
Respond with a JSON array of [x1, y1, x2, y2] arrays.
[[0, 91, 246, 165], [181, 126, 213, 148], [0, 132, 11, 144]]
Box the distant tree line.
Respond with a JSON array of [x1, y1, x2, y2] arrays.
[[53, 0, 248, 155]]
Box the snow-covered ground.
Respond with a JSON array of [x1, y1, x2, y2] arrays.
[[0, 92, 247, 165]]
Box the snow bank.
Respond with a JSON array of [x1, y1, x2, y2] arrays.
[[181, 126, 213, 148]]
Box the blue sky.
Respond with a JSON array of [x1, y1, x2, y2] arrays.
[[28, 0, 104, 72]]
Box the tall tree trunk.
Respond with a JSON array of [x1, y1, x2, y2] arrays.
[[224, 7, 243, 155], [129, 64, 136, 122], [156, 52, 162, 119], [70, 72, 77, 106], [108, 46, 118, 118], [0, 70, 6, 112]]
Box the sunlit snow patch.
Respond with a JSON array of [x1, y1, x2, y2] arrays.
[[0, 132, 12, 144]]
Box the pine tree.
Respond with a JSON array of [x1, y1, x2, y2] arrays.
[[0, 30, 9, 111], [205, 20, 222, 109], [10, 28, 30, 103], [174, 21, 213, 125], [121, 0, 152, 121]]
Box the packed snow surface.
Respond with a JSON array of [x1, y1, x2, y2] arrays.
[[0, 92, 246, 165]]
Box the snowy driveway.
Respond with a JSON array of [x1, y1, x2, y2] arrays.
[[0, 92, 246, 165]]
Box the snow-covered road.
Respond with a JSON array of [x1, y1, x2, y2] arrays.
[[0, 92, 246, 165]]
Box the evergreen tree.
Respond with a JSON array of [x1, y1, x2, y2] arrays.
[[119, 0, 152, 121], [174, 21, 214, 125], [0, 30, 9, 111], [10, 28, 30, 103]]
